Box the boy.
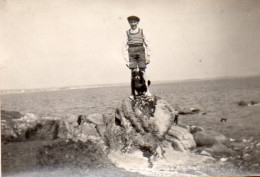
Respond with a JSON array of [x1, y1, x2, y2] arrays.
[[122, 15, 152, 98]]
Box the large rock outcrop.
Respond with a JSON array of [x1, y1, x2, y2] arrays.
[[105, 95, 196, 157]]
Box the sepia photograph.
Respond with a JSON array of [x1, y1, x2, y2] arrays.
[[1, 0, 260, 176]]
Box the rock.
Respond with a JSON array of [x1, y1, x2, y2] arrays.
[[1, 120, 17, 141], [106, 95, 178, 155], [1, 112, 60, 141], [12, 113, 39, 140], [12, 114, 60, 141], [57, 115, 103, 142], [57, 119, 75, 140], [179, 108, 200, 115], [204, 143, 234, 157], [114, 95, 175, 136], [238, 100, 247, 106], [187, 125, 204, 134], [193, 130, 228, 147], [96, 124, 107, 138], [200, 150, 212, 157], [1, 110, 23, 120], [249, 100, 258, 105], [190, 108, 200, 113], [242, 139, 247, 142], [245, 146, 250, 150], [24, 117, 60, 140], [230, 138, 236, 142], [238, 100, 258, 106], [200, 112, 207, 115], [108, 150, 150, 170], [166, 125, 196, 151], [153, 99, 176, 137], [80, 123, 100, 138], [220, 157, 228, 162], [242, 153, 251, 161], [256, 143, 260, 149], [178, 108, 193, 115], [76, 114, 107, 138], [79, 113, 105, 125]]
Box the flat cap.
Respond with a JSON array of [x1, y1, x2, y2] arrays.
[[127, 16, 140, 22]]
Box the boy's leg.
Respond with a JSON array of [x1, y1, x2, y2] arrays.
[[136, 46, 146, 69], [128, 47, 138, 99], [128, 47, 138, 69]]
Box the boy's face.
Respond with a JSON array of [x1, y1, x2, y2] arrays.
[[129, 20, 139, 30]]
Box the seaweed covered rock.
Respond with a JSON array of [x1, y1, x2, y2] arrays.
[[106, 95, 195, 157], [115, 96, 175, 137]]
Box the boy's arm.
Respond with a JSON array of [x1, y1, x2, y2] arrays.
[[122, 32, 129, 65]]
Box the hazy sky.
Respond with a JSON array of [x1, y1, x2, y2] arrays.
[[1, 0, 260, 90]]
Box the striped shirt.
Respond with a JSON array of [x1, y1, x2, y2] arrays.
[[122, 28, 150, 62]]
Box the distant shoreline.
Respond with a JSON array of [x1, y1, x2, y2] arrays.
[[1, 75, 260, 95]]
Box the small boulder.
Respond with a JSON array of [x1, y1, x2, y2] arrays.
[[193, 130, 228, 147], [179, 108, 193, 115], [249, 100, 258, 105], [238, 100, 247, 106], [1, 120, 17, 141], [1, 110, 23, 121], [80, 123, 100, 137], [24, 117, 60, 140], [187, 125, 204, 134], [190, 108, 200, 113], [78, 113, 105, 125], [12, 113, 39, 140], [166, 125, 196, 151], [179, 108, 200, 115], [200, 150, 212, 157], [204, 143, 234, 157]]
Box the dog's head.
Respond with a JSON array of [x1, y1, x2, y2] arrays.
[[132, 70, 144, 82], [132, 70, 145, 87]]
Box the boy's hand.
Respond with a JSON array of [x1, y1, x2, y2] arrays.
[[126, 61, 130, 68], [146, 59, 150, 65], [146, 55, 150, 65]]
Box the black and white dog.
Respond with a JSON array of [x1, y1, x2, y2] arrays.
[[131, 69, 152, 99]]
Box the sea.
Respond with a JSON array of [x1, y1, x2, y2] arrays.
[[1, 76, 260, 141]]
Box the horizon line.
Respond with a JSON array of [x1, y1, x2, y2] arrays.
[[1, 74, 260, 94]]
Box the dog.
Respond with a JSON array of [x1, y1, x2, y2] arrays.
[[220, 118, 227, 123], [131, 69, 151, 99]]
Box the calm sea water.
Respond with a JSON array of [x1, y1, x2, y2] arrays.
[[1, 76, 260, 140]]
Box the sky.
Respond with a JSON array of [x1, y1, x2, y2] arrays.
[[0, 0, 260, 90]]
